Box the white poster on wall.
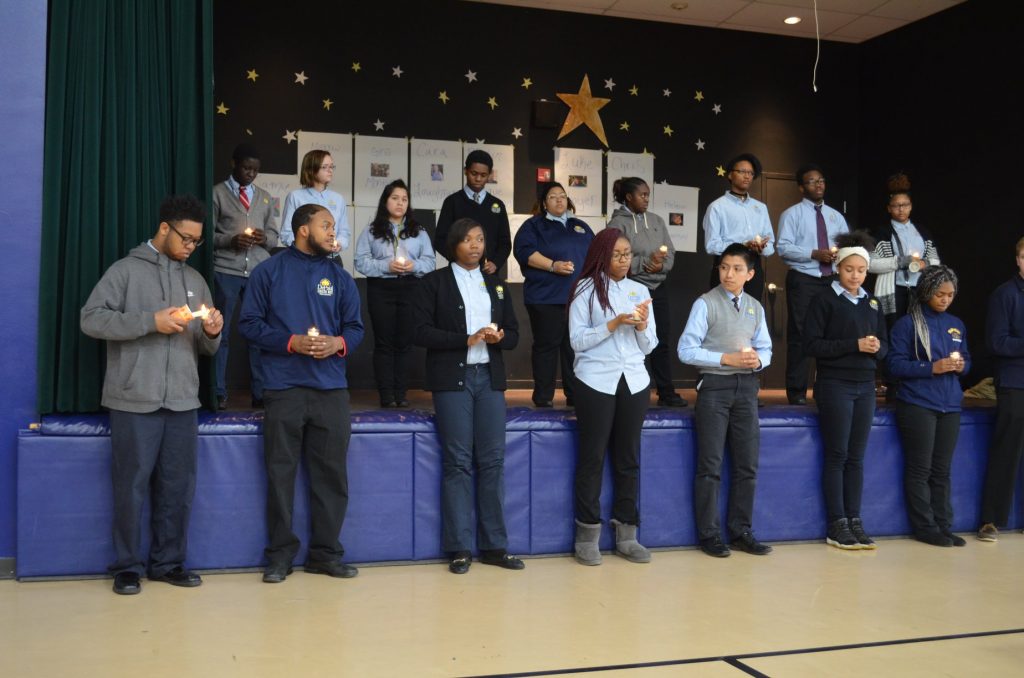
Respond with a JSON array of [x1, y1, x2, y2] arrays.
[[649, 183, 700, 253], [296, 131, 354, 202], [554, 147, 603, 217], [410, 139, 462, 210], [578, 215, 606, 235], [463, 142, 514, 207], [505, 214, 533, 284], [354, 136, 408, 207], [605, 151, 654, 217]]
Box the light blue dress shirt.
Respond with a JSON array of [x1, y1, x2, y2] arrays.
[[569, 275, 657, 395], [777, 199, 850, 276], [353, 222, 436, 278], [452, 264, 492, 364], [891, 220, 926, 288], [831, 279, 868, 304], [676, 291, 772, 370], [279, 187, 351, 249], [702, 191, 775, 256], [225, 175, 252, 204], [464, 186, 489, 204]]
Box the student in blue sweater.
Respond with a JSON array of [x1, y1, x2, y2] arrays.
[[804, 231, 888, 550], [887, 266, 969, 547]]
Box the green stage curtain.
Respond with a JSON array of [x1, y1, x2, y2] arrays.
[[38, 0, 214, 413]]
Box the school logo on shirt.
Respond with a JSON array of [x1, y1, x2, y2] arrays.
[[747, 307, 756, 317], [627, 290, 641, 304], [328, 200, 337, 209], [869, 299, 879, 310], [491, 202, 501, 214], [316, 278, 334, 296], [187, 290, 194, 298], [495, 285, 505, 300], [574, 225, 586, 233], [948, 327, 962, 342]]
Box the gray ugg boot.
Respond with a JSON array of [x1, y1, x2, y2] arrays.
[[611, 519, 651, 563], [574, 520, 603, 566]]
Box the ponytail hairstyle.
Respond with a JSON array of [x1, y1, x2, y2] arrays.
[[568, 228, 624, 316], [909, 265, 959, 361], [612, 177, 648, 205]]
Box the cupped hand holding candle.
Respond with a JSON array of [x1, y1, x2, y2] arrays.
[[858, 335, 881, 354]]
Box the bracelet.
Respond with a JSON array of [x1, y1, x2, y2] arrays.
[[549, 261, 555, 272]]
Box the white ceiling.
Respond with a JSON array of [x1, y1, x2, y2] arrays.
[[465, 0, 965, 43]]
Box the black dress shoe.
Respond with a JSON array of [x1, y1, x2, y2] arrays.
[[731, 530, 773, 555], [262, 563, 294, 583], [533, 400, 553, 408], [480, 551, 525, 570], [699, 537, 731, 558], [251, 397, 265, 409], [380, 400, 398, 408], [395, 399, 410, 408], [448, 552, 471, 574], [150, 566, 202, 587], [113, 571, 141, 595], [657, 393, 688, 407], [305, 560, 358, 578], [787, 393, 808, 405], [216, 396, 228, 411], [941, 528, 967, 547]]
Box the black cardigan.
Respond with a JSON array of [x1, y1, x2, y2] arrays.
[[433, 190, 512, 274], [413, 264, 519, 391], [803, 286, 889, 382]]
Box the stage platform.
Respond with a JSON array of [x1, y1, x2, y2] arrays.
[[16, 397, 1020, 579]]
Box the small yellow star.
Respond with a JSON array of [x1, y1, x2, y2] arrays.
[[351, 62, 361, 72], [323, 98, 333, 110], [619, 121, 630, 131], [487, 96, 499, 110], [246, 69, 258, 82], [438, 90, 450, 104], [716, 165, 726, 176], [663, 125, 674, 137], [216, 102, 229, 115], [695, 90, 705, 102], [629, 85, 639, 96], [521, 77, 532, 89], [642, 147, 655, 158]]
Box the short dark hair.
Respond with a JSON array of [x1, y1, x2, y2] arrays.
[[292, 203, 328, 236], [726, 153, 762, 179], [232, 143, 260, 162], [720, 242, 756, 268], [159, 194, 206, 225], [465, 149, 493, 170], [795, 163, 823, 185], [535, 181, 576, 215], [446, 217, 485, 256]]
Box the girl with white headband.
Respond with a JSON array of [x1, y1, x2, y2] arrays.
[[803, 231, 888, 550]]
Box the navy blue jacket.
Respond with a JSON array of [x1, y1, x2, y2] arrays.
[[239, 247, 364, 390], [987, 274, 1024, 389], [513, 214, 594, 305], [887, 308, 970, 412]]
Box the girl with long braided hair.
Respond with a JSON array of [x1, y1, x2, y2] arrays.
[[886, 265, 970, 546]]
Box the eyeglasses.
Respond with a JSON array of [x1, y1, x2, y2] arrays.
[[611, 251, 633, 262], [168, 223, 204, 248], [889, 202, 912, 209], [320, 164, 337, 170], [731, 169, 754, 177], [546, 194, 568, 201], [804, 178, 826, 186]]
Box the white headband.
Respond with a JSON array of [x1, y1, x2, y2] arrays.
[[836, 246, 870, 264]]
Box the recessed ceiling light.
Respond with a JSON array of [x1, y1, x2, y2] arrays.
[[784, 16, 802, 25], [671, 2, 688, 10]]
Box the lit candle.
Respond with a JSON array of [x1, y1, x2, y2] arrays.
[[243, 227, 254, 236], [866, 335, 877, 342], [395, 256, 407, 265], [487, 323, 498, 332], [752, 235, 763, 246], [830, 246, 838, 254], [659, 245, 668, 253], [911, 251, 921, 259], [741, 347, 754, 353], [950, 351, 962, 362], [191, 304, 210, 320], [307, 326, 320, 337]]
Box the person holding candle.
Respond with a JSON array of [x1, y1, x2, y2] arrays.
[[803, 231, 888, 550], [239, 204, 365, 583], [355, 180, 435, 408], [413, 217, 523, 574], [608, 177, 687, 408], [777, 164, 850, 405], [977, 237, 1024, 542], [702, 153, 775, 301], [279, 149, 350, 262], [568, 228, 657, 566], [81, 194, 224, 595], [678, 243, 773, 558], [212, 143, 278, 410], [886, 265, 969, 547], [513, 181, 593, 408]]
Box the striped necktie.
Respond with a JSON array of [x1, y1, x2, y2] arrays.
[[239, 185, 250, 211]]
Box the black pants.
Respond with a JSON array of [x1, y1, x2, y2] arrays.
[[573, 376, 649, 525], [694, 372, 760, 540], [109, 408, 198, 578], [645, 282, 676, 397], [785, 270, 833, 395], [525, 303, 575, 403], [262, 387, 351, 565], [980, 387, 1024, 526], [816, 377, 875, 523], [710, 254, 763, 302], [367, 276, 418, 402], [895, 401, 960, 535]]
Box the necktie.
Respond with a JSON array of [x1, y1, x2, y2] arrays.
[[239, 185, 250, 211], [472, 192, 480, 204], [732, 296, 740, 312], [815, 205, 831, 277]]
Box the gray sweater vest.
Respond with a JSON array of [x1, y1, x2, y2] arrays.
[[700, 286, 762, 375]]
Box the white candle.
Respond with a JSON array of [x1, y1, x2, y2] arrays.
[[307, 326, 320, 337], [830, 246, 838, 254], [950, 351, 962, 361], [487, 323, 498, 332], [911, 251, 921, 259], [191, 304, 210, 320], [659, 245, 668, 253], [741, 347, 754, 353], [243, 227, 254, 236], [395, 256, 407, 265]]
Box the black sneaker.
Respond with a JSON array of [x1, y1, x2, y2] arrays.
[[657, 393, 688, 407], [699, 536, 731, 558], [826, 518, 861, 550], [848, 518, 877, 549], [941, 529, 967, 547], [730, 530, 773, 555], [915, 531, 953, 547]]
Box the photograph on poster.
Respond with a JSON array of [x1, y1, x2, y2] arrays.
[[487, 171, 497, 184], [669, 212, 684, 225], [463, 143, 514, 205], [371, 163, 390, 178], [430, 164, 444, 181], [568, 175, 587, 187]]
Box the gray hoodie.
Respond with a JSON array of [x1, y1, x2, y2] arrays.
[[606, 206, 675, 289], [81, 242, 220, 413]]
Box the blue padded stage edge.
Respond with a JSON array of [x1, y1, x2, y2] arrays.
[[16, 406, 1021, 578]]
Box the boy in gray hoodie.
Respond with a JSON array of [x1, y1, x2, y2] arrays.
[[81, 194, 223, 595]]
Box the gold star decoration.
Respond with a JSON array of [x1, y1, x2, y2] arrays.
[[620, 121, 630, 131], [695, 90, 705, 102], [216, 102, 229, 115], [521, 77, 532, 89], [438, 91, 450, 104], [629, 85, 639, 96], [294, 71, 308, 85], [323, 98, 333, 110], [716, 165, 726, 176], [352, 62, 361, 72], [556, 75, 611, 147], [642, 147, 655, 158], [487, 96, 499, 110], [663, 125, 674, 137], [246, 69, 258, 82]]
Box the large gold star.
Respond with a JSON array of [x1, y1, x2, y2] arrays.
[[556, 75, 611, 147]]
